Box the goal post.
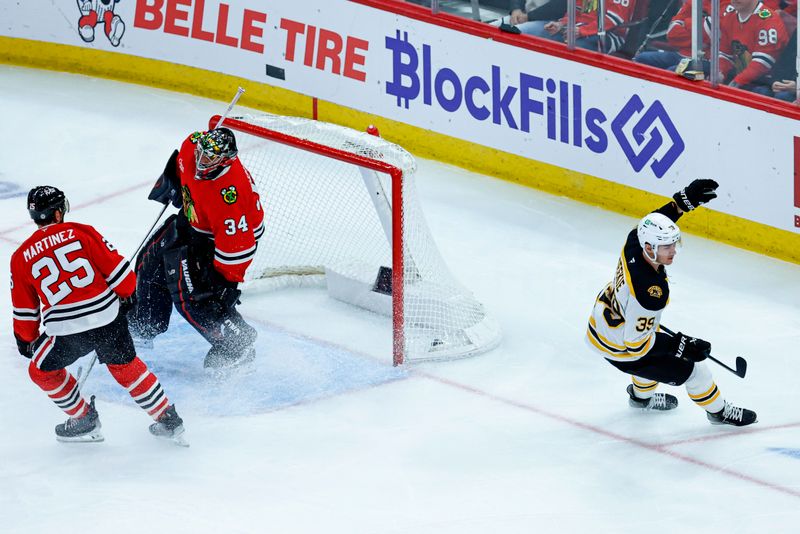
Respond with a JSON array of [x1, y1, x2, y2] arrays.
[[210, 113, 501, 365]]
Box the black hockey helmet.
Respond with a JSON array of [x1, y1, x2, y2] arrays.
[[195, 127, 238, 179], [28, 185, 69, 224]]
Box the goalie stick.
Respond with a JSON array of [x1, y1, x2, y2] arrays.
[[660, 325, 747, 379], [76, 87, 247, 391]]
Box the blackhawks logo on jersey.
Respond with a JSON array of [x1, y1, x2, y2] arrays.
[[181, 185, 198, 223], [221, 186, 238, 205]]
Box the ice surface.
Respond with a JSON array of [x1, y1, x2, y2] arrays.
[[1, 66, 799, 533]]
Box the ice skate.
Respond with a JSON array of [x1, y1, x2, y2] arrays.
[[55, 395, 103, 443], [627, 384, 678, 411], [149, 405, 188, 447], [707, 401, 757, 427]]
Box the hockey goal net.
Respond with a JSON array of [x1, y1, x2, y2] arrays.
[[211, 113, 501, 365]]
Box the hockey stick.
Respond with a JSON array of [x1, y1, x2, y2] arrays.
[[213, 86, 245, 129], [660, 325, 747, 378], [76, 197, 169, 391], [75, 200, 170, 391], [76, 354, 98, 391], [75, 199, 168, 391]]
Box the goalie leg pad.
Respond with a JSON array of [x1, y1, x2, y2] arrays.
[[130, 216, 180, 339]]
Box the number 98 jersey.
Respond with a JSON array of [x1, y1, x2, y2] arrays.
[[10, 222, 135, 342]]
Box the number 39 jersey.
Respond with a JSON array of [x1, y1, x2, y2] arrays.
[[585, 204, 681, 362], [10, 222, 135, 342], [176, 132, 265, 283]]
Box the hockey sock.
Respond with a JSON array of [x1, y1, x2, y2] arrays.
[[28, 364, 88, 418], [631, 376, 658, 399], [684, 362, 724, 413], [107, 357, 170, 420]]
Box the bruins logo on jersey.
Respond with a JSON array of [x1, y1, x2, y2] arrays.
[[181, 185, 198, 223], [221, 186, 238, 205], [647, 285, 663, 298]]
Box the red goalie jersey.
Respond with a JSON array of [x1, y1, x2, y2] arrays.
[[719, 3, 789, 85], [176, 132, 265, 283], [11, 222, 135, 343]]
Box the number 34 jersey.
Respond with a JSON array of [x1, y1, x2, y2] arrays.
[[10, 222, 135, 342], [176, 133, 265, 283], [586, 228, 671, 362]]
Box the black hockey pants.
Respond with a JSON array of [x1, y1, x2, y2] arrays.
[[128, 213, 256, 358]]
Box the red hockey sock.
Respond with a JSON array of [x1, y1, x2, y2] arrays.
[[107, 357, 170, 420], [28, 364, 88, 418]]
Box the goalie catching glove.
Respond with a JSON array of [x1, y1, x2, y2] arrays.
[[672, 332, 711, 362], [148, 149, 182, 208], [673, 179, 719, 212]]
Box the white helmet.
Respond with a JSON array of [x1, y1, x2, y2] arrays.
[[637, 213, 681, 263]]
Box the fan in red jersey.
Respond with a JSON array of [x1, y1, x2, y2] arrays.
[[10, 186, 185, 443], [719, 0, 790, 90], [128, 127, 264, 369]]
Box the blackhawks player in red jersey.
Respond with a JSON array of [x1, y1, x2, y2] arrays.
[[10, 186, 185, 443], [128, 127, 264, 369]]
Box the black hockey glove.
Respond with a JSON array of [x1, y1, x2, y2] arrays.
[[148, 149, 182, 208], [672, 332, 711, 362], [672, 179, 719, 212], [16, 336, 33, 359], [119, 293, 137, 315]]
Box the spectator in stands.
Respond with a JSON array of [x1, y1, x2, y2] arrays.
[[509, 0, 567, 24], [634, 0, 713, 72], [513, 0, 639, 52], [719, 0, 789, 92], [767, 3, 797, 101]]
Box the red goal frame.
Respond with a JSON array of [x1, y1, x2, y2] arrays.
[[210, 115, 408, 366]]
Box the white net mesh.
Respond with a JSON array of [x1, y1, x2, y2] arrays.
[[224, 113, 500, 363]]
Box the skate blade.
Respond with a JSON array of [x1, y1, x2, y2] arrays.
[[709, 418, 758, 427], [172, 434, 190, 447], [56, 430, 104, 443], [151, 426, 190, 447]]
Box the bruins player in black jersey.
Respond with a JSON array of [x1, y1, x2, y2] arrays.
[[586, 179, 756, 426]]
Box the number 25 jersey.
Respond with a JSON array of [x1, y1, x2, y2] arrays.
[[10, 222, 135, 342]]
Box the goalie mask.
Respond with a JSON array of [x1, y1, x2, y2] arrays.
[[637, 212, 681, 264], [28, 185, 69, 224], [194, 127, 238, 180]]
